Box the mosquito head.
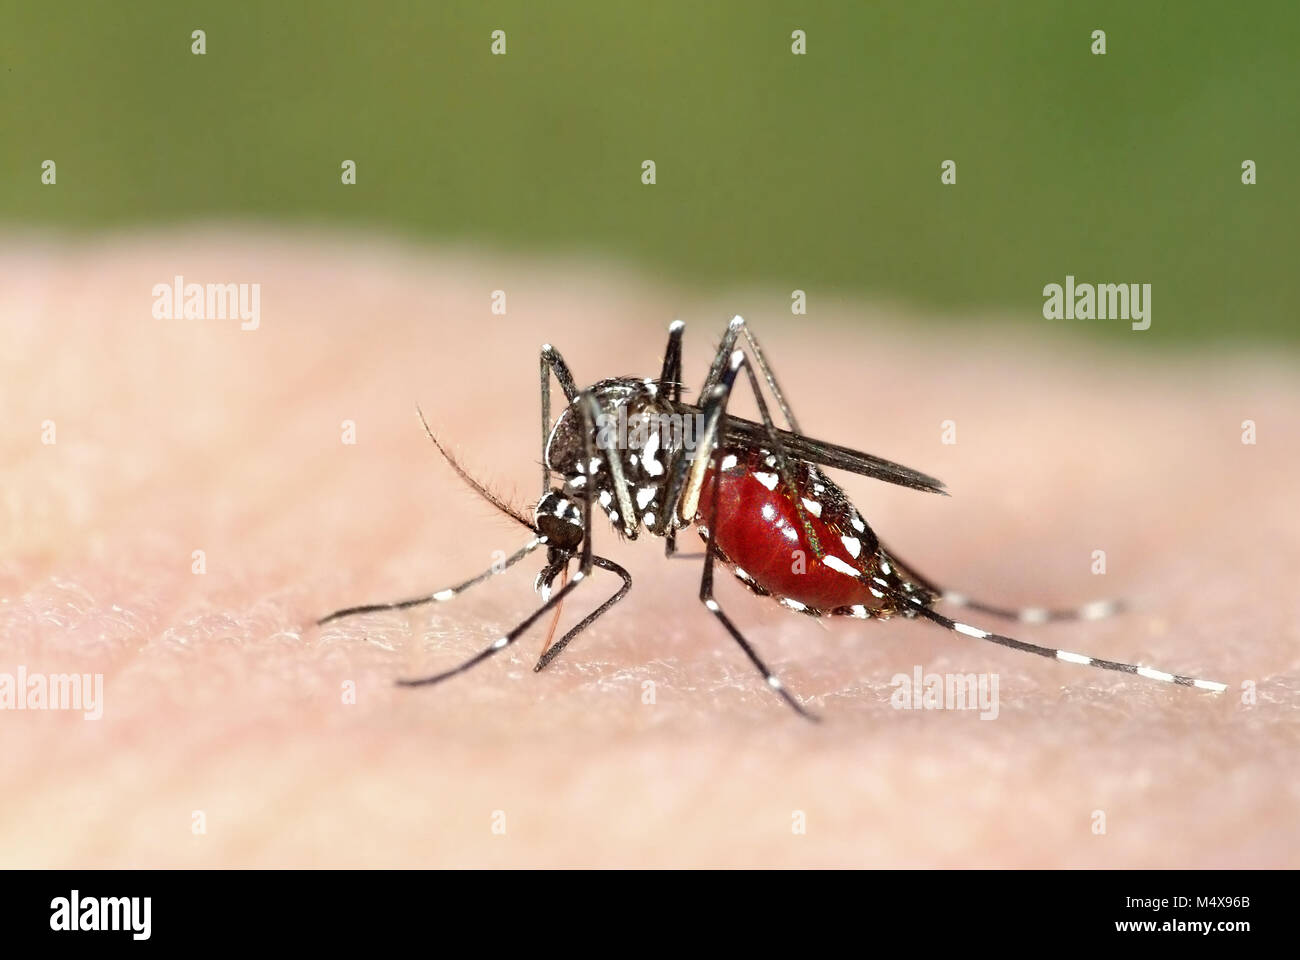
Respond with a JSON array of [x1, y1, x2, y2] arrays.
[[534, 488, 586, 553]]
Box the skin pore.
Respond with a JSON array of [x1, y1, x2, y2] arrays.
[[2, 229, 1296, 867]]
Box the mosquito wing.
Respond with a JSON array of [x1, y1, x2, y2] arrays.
[[677, 404, 948, 495]]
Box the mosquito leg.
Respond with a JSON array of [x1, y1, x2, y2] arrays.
[[683, 348, 819, 718], [937, 592, 1122, 624], [695, 315, 798, 427], [735, 317, 801, 434], [540, 343, 580, 498], [400, 558, 630, 688], [660, 317, 801, 550], [697, 449, 818, 720], [654, 317, 741, 544], [698, 315, 744, 398], [316, 537, 545, 626], [657, 319, 685, 403], [396, 570, 588, 687], [886, 590, 1226, 692], [881, 546, 1124, 624], [533, 556, 633, 672]]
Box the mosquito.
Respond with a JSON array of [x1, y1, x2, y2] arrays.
[[317, 316, 1227, 720]]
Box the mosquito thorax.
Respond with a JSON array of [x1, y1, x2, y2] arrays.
[[544, 377, 688, 538], [534, 489, 585, 552]]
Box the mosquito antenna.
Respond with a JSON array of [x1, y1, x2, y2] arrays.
[[416, 406, 537, 532]]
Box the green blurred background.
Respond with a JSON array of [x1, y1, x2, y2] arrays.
[[2, 1, 1294, 345]]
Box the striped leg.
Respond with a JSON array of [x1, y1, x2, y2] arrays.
[[316, 537, 545, 626], [938, 591, 1121, 625], [693, 349, 819, 720], [882, 548, 1124, 624], [905, 596, 1227, 692]]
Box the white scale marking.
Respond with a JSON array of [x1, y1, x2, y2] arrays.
[[1137, 666, 1175, 684], [1056, 650, 1092, 665], [955, 622, 989, 639], [754, 471, 778, 490], [1081, 601, 1115, 620], [841, 535, 861, 559], [822, 555, 858, 578], [643, 433, 664, 476], [801, 497, 822, 518], [433, 589, 455, 602]]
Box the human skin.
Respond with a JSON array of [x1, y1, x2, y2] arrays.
[[1, 229, 1297, 867]]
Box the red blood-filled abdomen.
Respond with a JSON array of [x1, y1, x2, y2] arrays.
[[694, 449, 883, 612]]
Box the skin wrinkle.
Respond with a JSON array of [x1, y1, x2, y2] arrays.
[[0, 229, 1297, 867]]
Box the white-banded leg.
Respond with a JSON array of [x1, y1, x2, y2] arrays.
[[540, 343, 579, 498], [939, 593, 1122, 624], [657, 319, 685, 403], [691, 350, 819, 720], [889, 590, 1227, 692], [316, 537, 545, 626], [880, 547, 1123, 624], [700, 315, 802, 433], [697, 450, 818, 720]]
